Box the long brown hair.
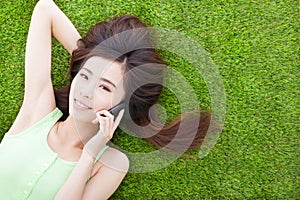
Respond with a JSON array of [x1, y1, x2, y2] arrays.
[[55, 14, 221, 151]]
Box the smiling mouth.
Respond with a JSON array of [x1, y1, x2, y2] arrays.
[[74, 99, 92, 110]]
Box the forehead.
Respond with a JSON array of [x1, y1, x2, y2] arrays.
[[81, 56, 124, 83]]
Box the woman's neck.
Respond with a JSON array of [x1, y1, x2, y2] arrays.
[[57, 115, 98, 149]]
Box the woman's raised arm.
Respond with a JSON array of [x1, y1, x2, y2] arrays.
[[8, 0, 81, 134]]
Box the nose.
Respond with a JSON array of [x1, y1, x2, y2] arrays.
[[80, 84, 94, 100]]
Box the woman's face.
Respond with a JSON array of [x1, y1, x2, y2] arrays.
[[69, 56, 125, 123]]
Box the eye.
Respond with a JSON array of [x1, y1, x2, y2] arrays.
[[79, 73, 88, 80], [99, 85, 111, 92]]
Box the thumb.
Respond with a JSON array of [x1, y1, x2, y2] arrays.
[[113, 109, 124, 131]]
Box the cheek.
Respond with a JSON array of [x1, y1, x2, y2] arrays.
[[69, 81, 76, 103], [69, 77, 82, 98], [93, 91, 113, 112]]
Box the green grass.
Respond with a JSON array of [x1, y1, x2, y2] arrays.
[[0, 0, 299, 199]]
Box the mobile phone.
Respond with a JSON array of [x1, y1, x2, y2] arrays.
[[101, 102, 125, 119]]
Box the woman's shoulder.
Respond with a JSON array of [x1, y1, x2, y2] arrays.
[[6, 107, 62, 136], [99, 147, 130, 173]]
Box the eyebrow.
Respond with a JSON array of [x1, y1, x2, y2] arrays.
[[82, 68, 116, 88], [82, 67, 93, 74], [100, 77, 116, 88]]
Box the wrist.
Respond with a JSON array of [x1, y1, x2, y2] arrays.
[[80, 150, 95, 166]]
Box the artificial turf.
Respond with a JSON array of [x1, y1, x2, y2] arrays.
[[0, 0, 299, 199]]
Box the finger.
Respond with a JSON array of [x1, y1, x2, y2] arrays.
[[105, 120, 111, 139], [96, 112, 103, 129], [99, 115, 114, 140], [96, 111, 113, 123], [98, 118, 107, 137], [97, 110, 115, 139], [107, 113, 114, 138], [113, 109, 125, 131], [92, 117, 98, 124], [96, 112, 103, 120], [98, 110, 113, 118], [98, 109, 114, 124]]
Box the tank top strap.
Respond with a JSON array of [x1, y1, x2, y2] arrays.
[[94, 145, 109, 163], [86, 145, 109, 183]]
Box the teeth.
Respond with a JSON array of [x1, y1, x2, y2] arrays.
[[75, 99, 89, 109]]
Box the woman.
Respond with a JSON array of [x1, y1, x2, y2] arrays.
[[0, 0, 218, 199]]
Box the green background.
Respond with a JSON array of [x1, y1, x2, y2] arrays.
[[0, 0, 299, 199]]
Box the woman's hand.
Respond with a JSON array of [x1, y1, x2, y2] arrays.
[[83, 109, 124, 159]]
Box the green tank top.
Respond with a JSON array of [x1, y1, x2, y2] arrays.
[[0, 108, 108, 199]]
